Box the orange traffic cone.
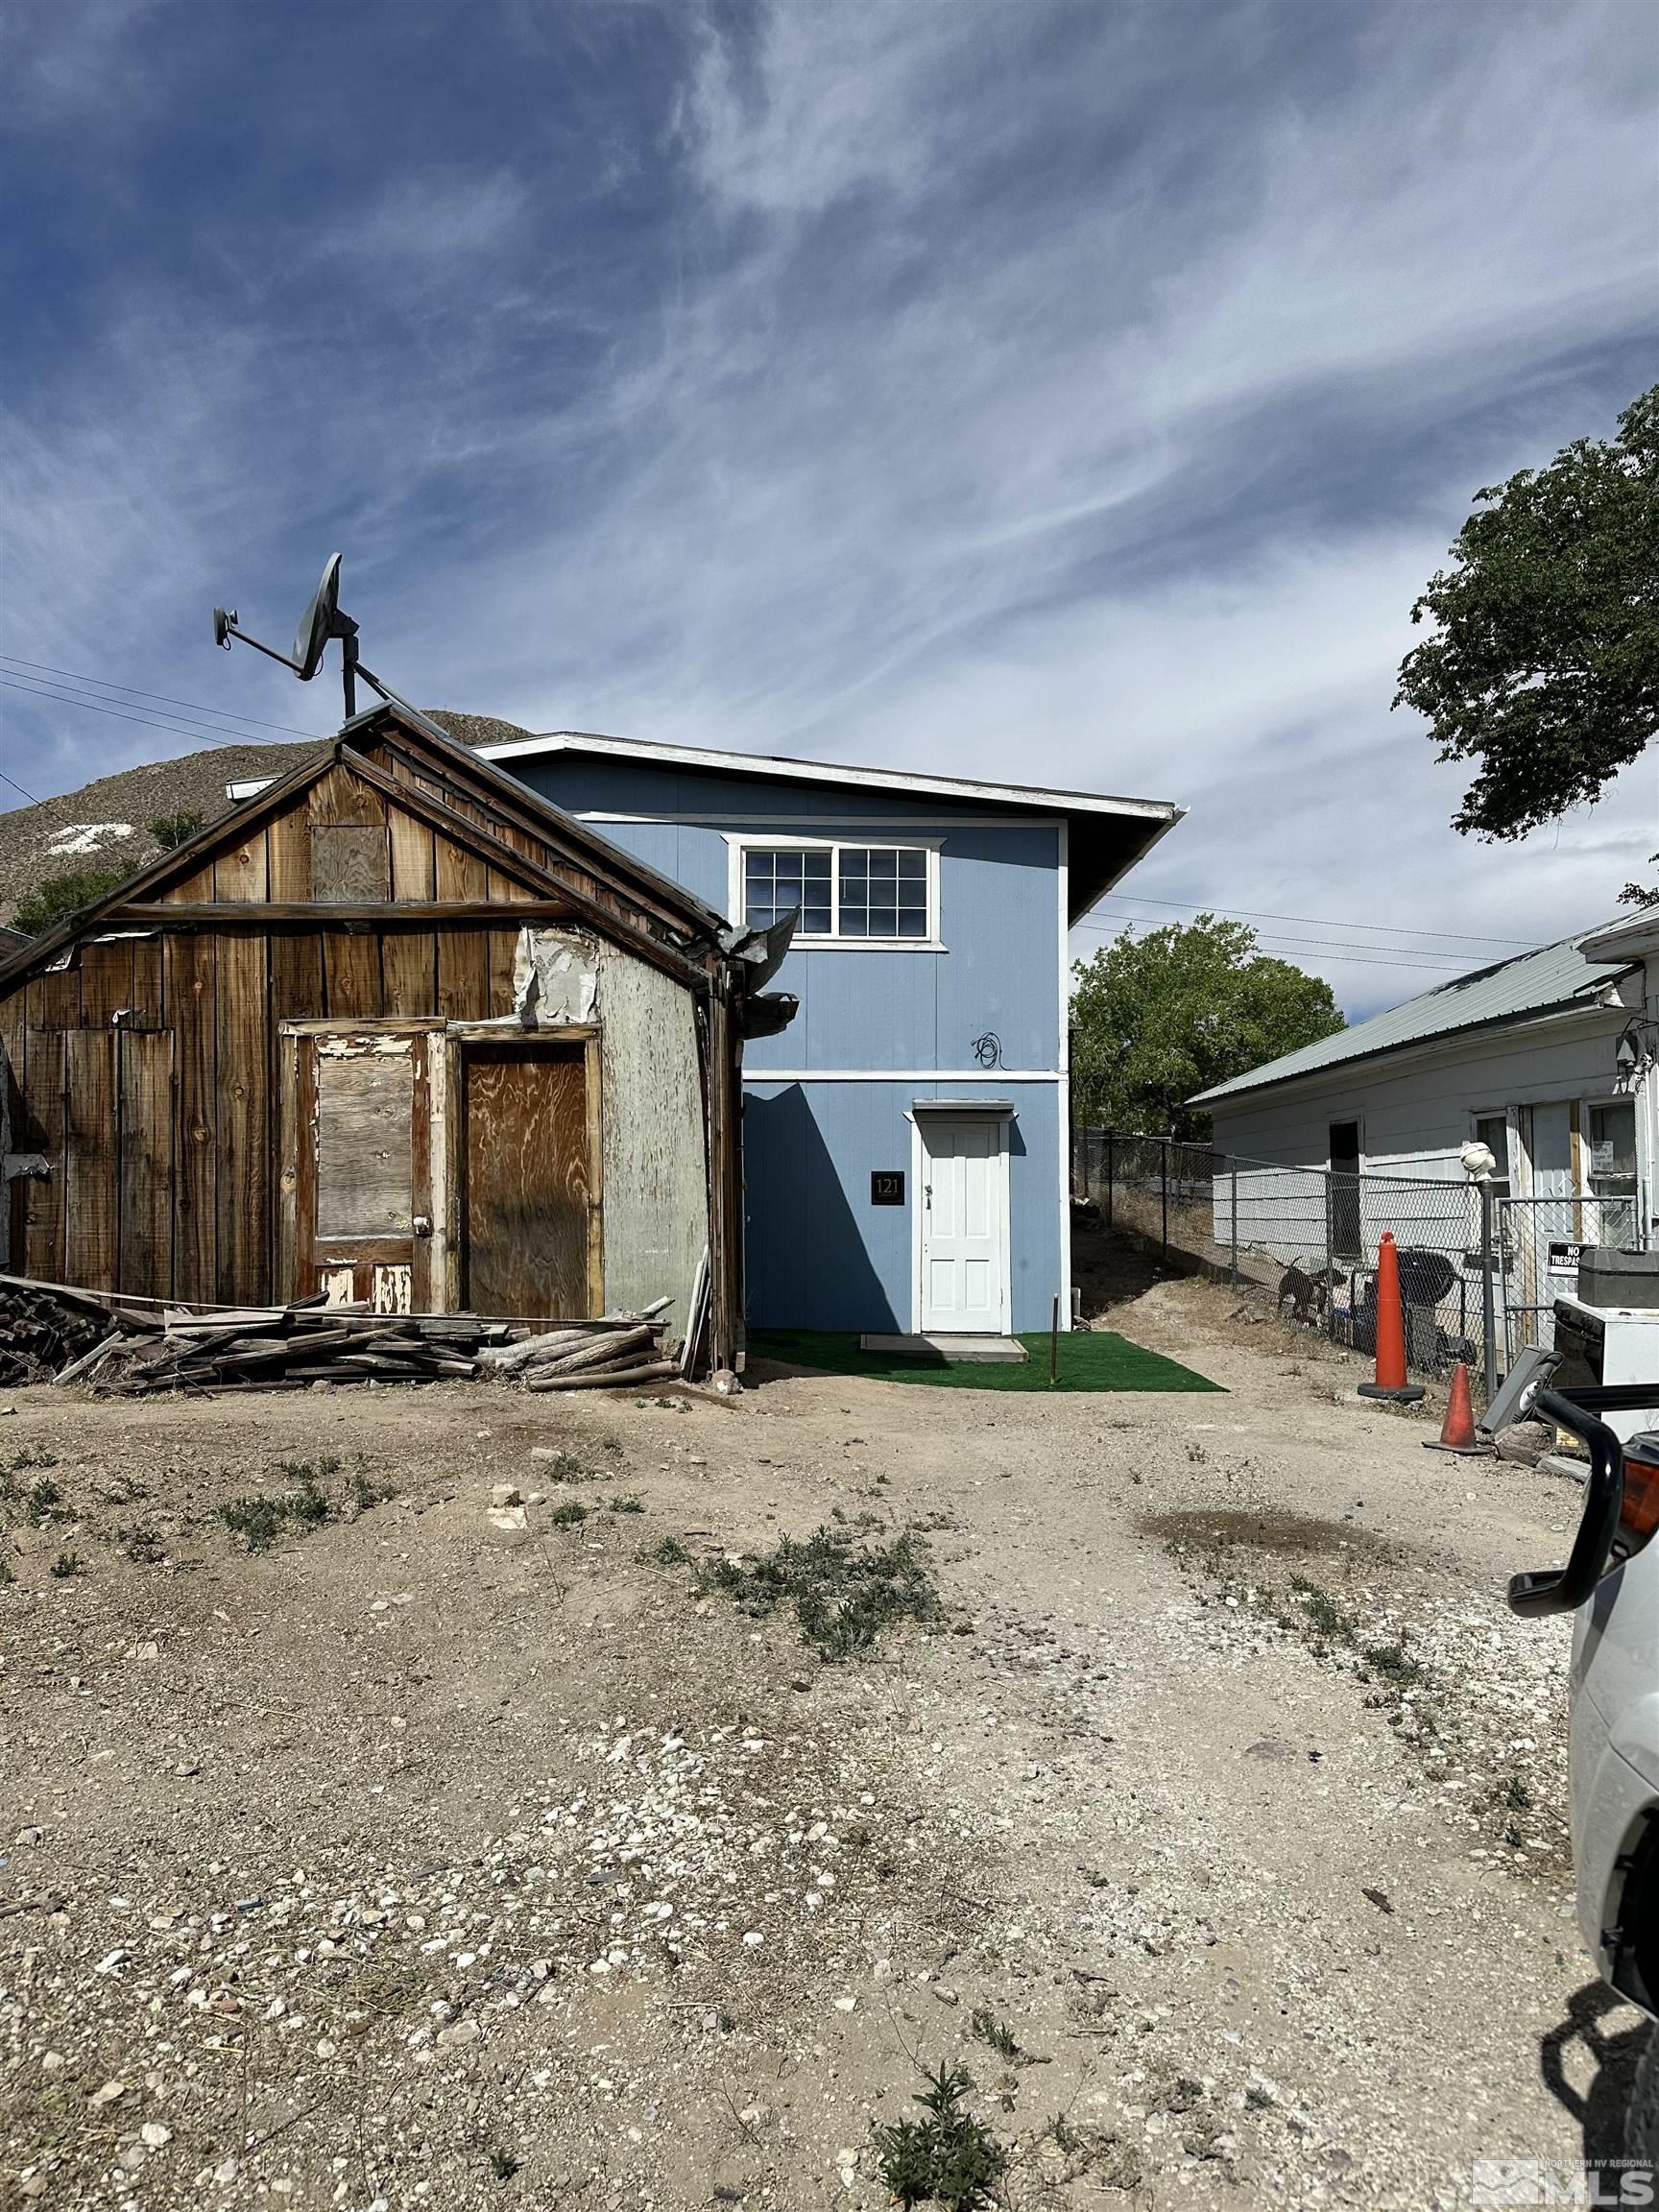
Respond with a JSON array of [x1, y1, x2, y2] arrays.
[[1424, 1359, 1489, 1455], [1358, 1232, 1426, 1405]]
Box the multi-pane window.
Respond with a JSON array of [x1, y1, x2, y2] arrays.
[[743, 848, 831, 934], [740, 844, 933, 942], [837, 847, 928, 938]]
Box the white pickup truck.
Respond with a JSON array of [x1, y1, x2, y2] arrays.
[[1509, 1387, 1659, 2155]]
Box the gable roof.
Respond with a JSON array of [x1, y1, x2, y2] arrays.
[[0, 704, 731, 997], [1190, 926, 1640, 1108], [475, 729, 1184, 923]]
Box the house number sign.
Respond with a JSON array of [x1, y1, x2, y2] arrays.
[[871, 1171, 905, 1206]]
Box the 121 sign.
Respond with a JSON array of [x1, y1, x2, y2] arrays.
[[871, 1171, 905, 1206]]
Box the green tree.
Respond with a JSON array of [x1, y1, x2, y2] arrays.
[[1070, 917, 1344, 1140], [149, 809, 203, 850], [1395, 385, 1659, 851], [12, 866, 130, 939]]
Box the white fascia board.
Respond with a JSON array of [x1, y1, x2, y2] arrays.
[[227, 778, 275, 802], [477, 729, 1181, 828], [1197, 999, 1627, 1116]]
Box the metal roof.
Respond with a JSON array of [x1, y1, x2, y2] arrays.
[[1190, 926, 1638, 1107]]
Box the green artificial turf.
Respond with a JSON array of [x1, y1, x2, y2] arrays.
[[746, 1328, 1221, 1393]]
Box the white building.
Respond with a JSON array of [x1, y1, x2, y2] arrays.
[[1190, 917, 1659, 1364]]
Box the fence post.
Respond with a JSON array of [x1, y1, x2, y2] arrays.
[[1104, 1132, 1113, 1229], [1324, 1170, 1335, 1339], [1230, 1159, 1238, 1286], [1480, 1178, 1498, 1407], [1161, 1139, 1169, 1256]]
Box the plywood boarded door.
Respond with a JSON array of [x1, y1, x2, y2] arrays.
[[294, 1032, 433, 1312], [462, 1042, 592, 1318]]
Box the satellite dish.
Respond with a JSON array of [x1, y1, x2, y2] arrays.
[[213, 551, 372, 720], [292, 553, 342, 681]]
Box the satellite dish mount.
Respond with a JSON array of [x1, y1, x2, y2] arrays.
[[214, 554, 396, 724]]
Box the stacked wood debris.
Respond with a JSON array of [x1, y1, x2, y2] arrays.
[[0, 1273, 682, 1395], [477, 1298, 676, 1392], [0, 1279, 113, 1388], [94, 1310, 515, 1396]]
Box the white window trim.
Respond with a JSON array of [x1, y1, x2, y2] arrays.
[[724, 832, 944, 951]]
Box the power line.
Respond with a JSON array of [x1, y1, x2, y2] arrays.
[[0, 654, 322, 739], [1075, 916, 1467, 974], [1091, 890, 1533, 949], [0, 674, 322, 761], [0, 763, 39, 805]]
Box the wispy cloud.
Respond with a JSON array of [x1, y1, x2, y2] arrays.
[[0, 0, 1653, 1014]]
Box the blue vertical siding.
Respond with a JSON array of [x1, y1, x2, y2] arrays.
[[501, 751, 1070, 1334], [742, 1077, 1065, 1333]]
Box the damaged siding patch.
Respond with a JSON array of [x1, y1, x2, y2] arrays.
[[513, 930, 599, 1026]]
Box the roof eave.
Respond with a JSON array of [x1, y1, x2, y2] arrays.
[[1190, 983, 1636, 1110]]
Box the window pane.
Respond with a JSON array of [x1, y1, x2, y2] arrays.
[[867, 849, 898, 884], [839, 849, 867, 881], [897, 907, 927, 938], [836, 847, 928, 938], [897, 849, 926, 881]]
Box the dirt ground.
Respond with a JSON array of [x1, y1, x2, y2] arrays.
[[2, 1234, 1650, 2210]]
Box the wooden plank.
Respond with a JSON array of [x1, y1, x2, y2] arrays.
[[64, 1028, 117, 1290], [485, 925, 518, 1015], [488, 866, 537, 906], [130, 938, 163, 1027], [114, 900, 576, 926], [0, 989, 25, 1268], [381, 926, 437, 1018], [167, 932, 217, 1301], [388, 807, 435, 902], [160, 860, 217, 904], [118, 1029, 175, 1300], [76, 940, 134, 1027], [312, 825, 390, 902], [215, 934, 269, 1304], [324, 930, 383, 1020], [268, 804, 313, 902], [436, 843, 489, 1019], [27, 968, 79, 1031], [309, 759, 385, 829], [410, 1035, 434, 1312], [584, 1032, 604, 1315], [316, 1050, 415, 1238], [212, 828, 269, 903], [462, 1041, 589, 1317], [22, 1030, 65, 1282]]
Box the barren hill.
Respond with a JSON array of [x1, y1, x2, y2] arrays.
[[0, 710, 533, 928]]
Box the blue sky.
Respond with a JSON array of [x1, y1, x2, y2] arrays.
[[1, 0, 1654, 1013]]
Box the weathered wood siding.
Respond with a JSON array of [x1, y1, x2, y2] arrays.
[[0, 721, 733, 1345]]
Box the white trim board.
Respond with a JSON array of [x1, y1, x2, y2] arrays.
[[576, 809, 1068, 830], [479, 728, 1180, 826]]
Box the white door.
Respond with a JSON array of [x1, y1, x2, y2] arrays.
[[919, 1117, 1007, 1333]]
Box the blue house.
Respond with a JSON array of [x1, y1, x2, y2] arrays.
[[479, 731, 1182, 1342]]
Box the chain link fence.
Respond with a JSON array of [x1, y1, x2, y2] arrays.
[[1074, 1128, 1493, 1386]]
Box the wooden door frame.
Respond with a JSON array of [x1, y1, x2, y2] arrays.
[[278, 1020, 442, 1310], [907, 1106, 1013, 1336], [446, 1023, 603, 1317], [279, 1017, 603, 1316]]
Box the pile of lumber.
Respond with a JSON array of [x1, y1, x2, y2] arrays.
[[0, 1273, 684, 1395], [478, 1300, 677, 1392], [0, 1279, 113, 1388], [90, 1307, 520, 1396]]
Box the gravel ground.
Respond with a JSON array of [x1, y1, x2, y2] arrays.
[[1, 1237, 1649, 2208]]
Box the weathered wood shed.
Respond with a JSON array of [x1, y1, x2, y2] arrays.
[[0, 704, 770, 1369]]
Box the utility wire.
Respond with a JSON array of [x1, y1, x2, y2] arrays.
[[1091, 890, 1532, 949], [0, 763, 40, 805], [0, 674, 323, 760], [0, 654, 322, 739], [1075, 915, 1466, 974]]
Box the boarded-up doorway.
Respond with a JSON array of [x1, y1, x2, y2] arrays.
[[290, 1030, 434, 1312], [461, 1040, 595, 1317]]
